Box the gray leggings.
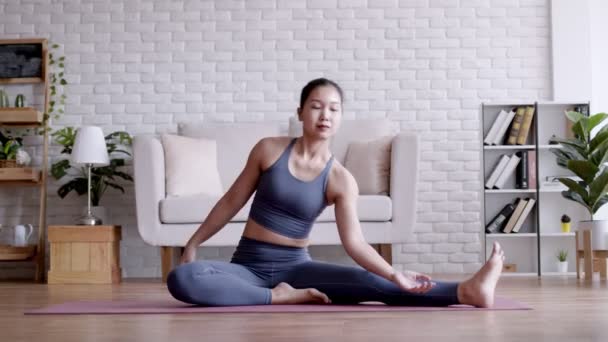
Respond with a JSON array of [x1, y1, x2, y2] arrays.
[[167, 237, 460, 307]]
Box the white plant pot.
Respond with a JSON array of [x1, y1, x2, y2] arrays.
[[557, 261, 568, 273], [577, 220, 608, 250]]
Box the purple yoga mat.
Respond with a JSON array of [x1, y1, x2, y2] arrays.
[[25, 297, 530, 315]]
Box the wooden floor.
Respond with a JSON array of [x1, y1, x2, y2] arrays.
[[1, 275, 607, 342]]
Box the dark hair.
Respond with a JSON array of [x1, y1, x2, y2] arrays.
[[299, 78, 344, 109]]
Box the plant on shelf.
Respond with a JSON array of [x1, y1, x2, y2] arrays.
[[549, 111, 608, 249], [50, 127, 133, 206], [556, 249, 569, 273], [0, 133, 30, 167], [557, 249, 568, 262]]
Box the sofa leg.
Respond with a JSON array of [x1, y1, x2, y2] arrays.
[[375, 244, 393, 265], [161, 246, 174, 283]]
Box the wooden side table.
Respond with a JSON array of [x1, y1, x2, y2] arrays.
[[47, 225, 122, 284], [575, 230, 608, 280]]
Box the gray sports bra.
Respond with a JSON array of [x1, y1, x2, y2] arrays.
[[249, 138, 334, 239]]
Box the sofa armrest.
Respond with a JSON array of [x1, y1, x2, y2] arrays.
[[133, 135, 165, 246], [390, 132, 419, 242]]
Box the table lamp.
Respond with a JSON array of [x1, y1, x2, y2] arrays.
[[71, 126, 109, 225]]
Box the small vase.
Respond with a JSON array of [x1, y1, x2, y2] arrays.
[[557, 261, 568, 273], [561, 222, 571, 233]]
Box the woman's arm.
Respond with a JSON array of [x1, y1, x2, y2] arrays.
[[333, 170, 396, 280], [333, 168, 435, 293], [180, 139, 268, 263]]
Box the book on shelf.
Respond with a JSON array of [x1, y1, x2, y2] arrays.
[[506, 107, 526, 145], [515, 150, 528, 189], [511, 198, 536, 233], [502, 197, 528, 233], [492, 109, 516, 145], [493, 153, 521, 189], [485, 201, 516, 234], [485, 154, 510, 189], [484, 110, 509, 145], [516, 106, 535, 145], [528, 150, 536, 189]]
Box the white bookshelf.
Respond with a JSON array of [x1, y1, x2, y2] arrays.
[[480, 101, 590, 277]]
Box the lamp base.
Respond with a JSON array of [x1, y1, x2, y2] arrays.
[[77, 213, 103, 226]]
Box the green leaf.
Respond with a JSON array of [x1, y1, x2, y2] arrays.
[[590, 137, 608, 165], [50, 159, 71, 179], [111, 149, 131, 156], [559, 178, 588, 203], [562, 190, 592, 214], [57, 178, 88, 199], [566, 110, 585, 122], [104, 181, 125, 193], [112, 171, 133, 181], [567, 160, 598, 185], [590, 169, 608, 212], [590, 130, 608, 152], [593, 196, 608, 215], [588, 113, 608, 133], [60, 79, 67, 85]]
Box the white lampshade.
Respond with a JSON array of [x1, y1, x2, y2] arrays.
[[71, 126, 110, 166]]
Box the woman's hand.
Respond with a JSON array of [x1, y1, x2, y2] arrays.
[[179, 245, 197, 265], [390, 270, 436, 294]]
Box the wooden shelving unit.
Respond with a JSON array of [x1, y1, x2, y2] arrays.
[[0, 38, 50, 282], [0, 167, 41, 184], [0, 77, 44, 85], [0, 245, 37, 261], [0, 108, 44, 125]]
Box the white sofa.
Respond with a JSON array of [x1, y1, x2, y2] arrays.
[[133, 118, 419, 280]]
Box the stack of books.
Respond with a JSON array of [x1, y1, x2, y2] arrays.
[[484, 107, 536, 146], [485, 197, 537, 234], [485, 151, 536, 189]]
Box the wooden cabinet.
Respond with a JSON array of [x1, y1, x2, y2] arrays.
[[0, 38, 50, 282], [47, 225, 122, 284]]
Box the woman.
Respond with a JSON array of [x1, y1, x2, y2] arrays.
[[168, 78, 504, 307]]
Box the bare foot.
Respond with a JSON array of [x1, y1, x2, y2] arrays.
[[270, 282, 331, 305], [457, 241, 505, 308]]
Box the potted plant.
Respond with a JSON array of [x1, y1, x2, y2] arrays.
[[50, 127, 133, 222], [549, 111, 608, 250], [0, 133, 31, 168], [556, 249, 569, 273]]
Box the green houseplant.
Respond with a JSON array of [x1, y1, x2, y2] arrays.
[[51, 127, 133, 207], [556, 249, 569, 273], [549, 111, 608, 250], [0, 133, 30, 167]]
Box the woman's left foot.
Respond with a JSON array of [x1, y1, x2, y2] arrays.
[[270, 282, 331, 304], [457, 241, 504, 308]]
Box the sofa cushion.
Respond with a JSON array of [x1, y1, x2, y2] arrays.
[[160, 194, 392, 224], [160, 194, 254, 224], [288, 117, 395, 163], [316, 195, 392, 222], [178, 122, 281, 189], [160, 134, 223, 197], [344, 135, 394, 195]]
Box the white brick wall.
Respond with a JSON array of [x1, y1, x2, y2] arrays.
[[0, 0, 551, 279]]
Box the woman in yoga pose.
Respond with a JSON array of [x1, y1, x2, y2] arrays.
[[167, 78, 504, 307]]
